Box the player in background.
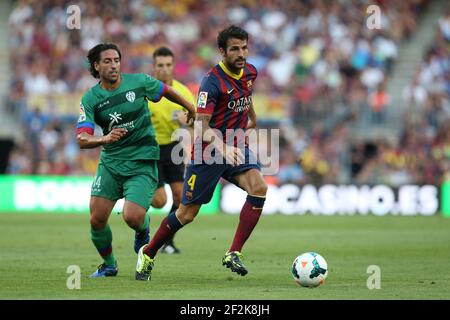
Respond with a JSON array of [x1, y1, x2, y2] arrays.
[[148, 47, 196, 254], [76, 43, 195, 277], [136, 25, 266, 281]]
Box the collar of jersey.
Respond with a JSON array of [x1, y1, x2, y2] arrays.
[[96, 74, 123, 93], [219, 61, 243, 80]]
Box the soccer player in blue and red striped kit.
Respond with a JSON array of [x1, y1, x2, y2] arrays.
[[136, 25, 268, 281]]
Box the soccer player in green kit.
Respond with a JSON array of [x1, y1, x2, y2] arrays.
[[76, 43, 195, 277]]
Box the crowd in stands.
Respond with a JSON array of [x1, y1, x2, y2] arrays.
[[350, 6, 450, 187], [7, 0, 450, 188]]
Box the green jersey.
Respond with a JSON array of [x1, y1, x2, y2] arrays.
[[77, 73, 167, 162]]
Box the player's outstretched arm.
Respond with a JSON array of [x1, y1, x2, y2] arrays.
[[163, 86, 196, 124], [76, 128, 128, 149]]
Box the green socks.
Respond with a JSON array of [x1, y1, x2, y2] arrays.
[[91, 224, 116, 266], [137, 213, 149, 233], [91, 214, 148, 265]]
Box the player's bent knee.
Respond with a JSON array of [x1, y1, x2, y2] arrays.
[[152, 197, 167, 209], [123, 215, 141, 229], [151, 189, 167, 208], [251, 182, 268, 197], [90, 216, 108, 230], [177, 206, 200, 225], [179, 212, 195, 224]]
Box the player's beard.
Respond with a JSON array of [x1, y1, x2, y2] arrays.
[[107, 71, 120, 84], [234, 58, 246, 70]]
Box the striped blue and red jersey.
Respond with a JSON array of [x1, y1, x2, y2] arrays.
[[196, 61, 257, 148]]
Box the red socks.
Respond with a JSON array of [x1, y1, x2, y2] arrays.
[[229, 195, 265, 252]]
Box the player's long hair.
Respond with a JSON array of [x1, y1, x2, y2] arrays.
[[87, 43, 122, 79], [217, 25, 248, 50]]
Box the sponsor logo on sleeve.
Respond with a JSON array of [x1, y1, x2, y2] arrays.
[[197, 91, 208, 109], [78, 103, 86, 122]]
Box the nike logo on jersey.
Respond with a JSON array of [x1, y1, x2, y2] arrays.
[[227, 88, 234, 94], [252, 207, 263, 210]]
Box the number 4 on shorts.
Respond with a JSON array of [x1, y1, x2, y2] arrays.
[[187, 174, 196, 190]]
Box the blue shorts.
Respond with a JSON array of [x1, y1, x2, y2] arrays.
[[182, 147, 261, 205]]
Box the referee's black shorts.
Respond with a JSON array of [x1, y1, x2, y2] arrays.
[[157, 142, 186, 188]]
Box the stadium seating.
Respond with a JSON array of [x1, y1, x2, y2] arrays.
[[7, 0, 450, 187]]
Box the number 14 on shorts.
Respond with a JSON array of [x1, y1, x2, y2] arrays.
[[92, 176, 102, 192]]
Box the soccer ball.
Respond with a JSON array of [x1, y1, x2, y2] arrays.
[[291, 252, 328, 287]]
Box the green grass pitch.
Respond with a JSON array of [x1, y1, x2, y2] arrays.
[[0, 213, 449, 299]]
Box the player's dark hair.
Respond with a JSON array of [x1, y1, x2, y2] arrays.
[[153, 46, 174, 60], [87, 43, 122, 79], [217, 25, 248, 51]]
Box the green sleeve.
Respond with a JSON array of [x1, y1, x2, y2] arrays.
[[76, 94, 96, 133], [142, 74, 167, 102]]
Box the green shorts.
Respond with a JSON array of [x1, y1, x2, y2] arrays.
[[91, 159, 158, 211]]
